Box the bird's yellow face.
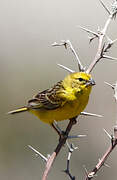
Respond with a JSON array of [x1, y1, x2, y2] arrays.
[[63, 72, 95, 95], [71, 72, 95, 88]]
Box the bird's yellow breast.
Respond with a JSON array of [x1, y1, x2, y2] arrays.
[[29, 86, 92, 124]]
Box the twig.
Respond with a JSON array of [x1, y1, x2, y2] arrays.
[[85, 75, 117, 179], [52, 40, 85, 72], [42, 117, 77, 180], [85, 125, 117, 180], [86, 1, 117, 73], [63, 142, 78, 180]]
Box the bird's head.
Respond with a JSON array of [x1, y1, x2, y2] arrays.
[[63, 72, 95, 94]]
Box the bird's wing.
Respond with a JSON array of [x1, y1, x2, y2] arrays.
[[28, 81, 66, 110]]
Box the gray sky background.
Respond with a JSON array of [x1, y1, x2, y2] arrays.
[[0, 0, 117, 180]]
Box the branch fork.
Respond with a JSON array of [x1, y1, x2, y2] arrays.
[[85, 125, 117, 180]]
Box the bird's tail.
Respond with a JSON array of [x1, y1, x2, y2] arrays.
[[8, 107, 28, 114]]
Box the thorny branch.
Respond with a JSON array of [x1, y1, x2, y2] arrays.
[[28, 1, 117, 180], [52, 0, 117, 75], [42, 117, 77, 180], [86, 0, 117, 73], [85, 126, 117, 180], [43, 1, 117, 180], [52, 40, 85, 72], [84, 79, 117, 180], [63, 142, 78, 180], [28, 111, 102, 180]]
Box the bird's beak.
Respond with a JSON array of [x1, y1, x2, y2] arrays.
[[86, 78, 96, 86]]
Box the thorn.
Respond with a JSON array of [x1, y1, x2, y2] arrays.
[[78, 26, 99, 37], [88, 35, 97, 43], [104, 81, 115, 89], [68, 135, 87, 139], [57, 63, 75, 73], [28, 145, 47, 162], [99, 0, 111, 15], [52, 41, 67, 49], [103, 55, 117, 61], [103, 129, 112, 139], [80, 111, 103, 118]]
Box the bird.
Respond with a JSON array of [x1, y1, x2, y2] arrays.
[[8, 72, 95, 135]]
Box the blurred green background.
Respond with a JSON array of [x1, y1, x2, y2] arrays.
[[0, 0, 117, 179]]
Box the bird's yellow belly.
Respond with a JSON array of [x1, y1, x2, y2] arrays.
[[29, 95, 89, 124]]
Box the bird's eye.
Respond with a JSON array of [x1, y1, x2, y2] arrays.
[[78, 78, 84, 82]]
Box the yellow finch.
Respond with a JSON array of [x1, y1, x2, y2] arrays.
[[8, 72, 95, 127]]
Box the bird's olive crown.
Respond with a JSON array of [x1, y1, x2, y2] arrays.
[[70, 72, 91, 85], [63, 72, 92, 89]]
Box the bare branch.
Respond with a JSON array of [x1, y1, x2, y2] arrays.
[[86, 17, 113, 73], [86, 0, 117, 74], [52, 40, 84, 72], [63, 142, 78, 180], [85, 125, 117, 180], [41, 1, 117, 180], [42, 118, 77, 180]]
